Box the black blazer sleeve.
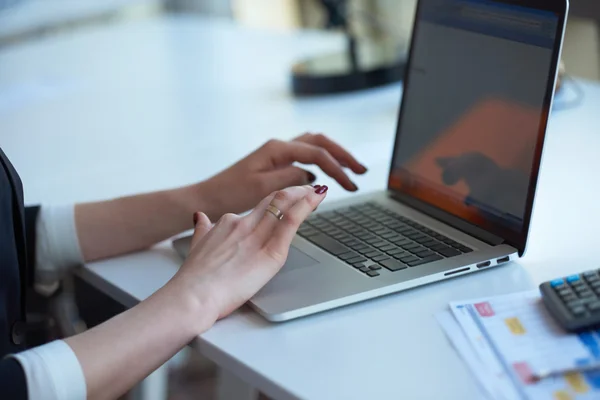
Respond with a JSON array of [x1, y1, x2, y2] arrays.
[[24, 206, 40, 288], [0, 358, 28, 400]]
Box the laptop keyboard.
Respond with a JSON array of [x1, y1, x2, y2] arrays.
[[298, 202, 472, 278]]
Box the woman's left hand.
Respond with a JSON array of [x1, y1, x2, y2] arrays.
[[198, 133, 366, 218]]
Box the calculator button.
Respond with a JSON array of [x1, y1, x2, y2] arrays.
[[563, 294, 578, 302], [587, 276, 600, 283], [578, 290, 595, 299], [592, 281, 600, 289], [584, 271, 598, 279], [567, 275, 581, 283], [571, 306, 587, 317], [551, 278, 565, 287], [588, 302, 600, 313], [567, 299, 586, 308], [554, 283, 568, 291], [558, 289, 573, 297]]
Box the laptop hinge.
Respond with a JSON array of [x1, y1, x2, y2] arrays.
[[389, 191, 505, 246]]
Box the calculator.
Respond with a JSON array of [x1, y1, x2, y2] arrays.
[[540, 270, 600, 332]]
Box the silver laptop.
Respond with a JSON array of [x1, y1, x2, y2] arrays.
[[174, 0, 568, 321]]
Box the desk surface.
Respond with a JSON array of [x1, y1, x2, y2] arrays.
[[1, 16, 599, 400]]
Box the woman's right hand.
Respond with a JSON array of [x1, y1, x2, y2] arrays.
[[171, 184, 329, 329]]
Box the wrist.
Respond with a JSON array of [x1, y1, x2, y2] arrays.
[[179, 180, 222, 222], [159, 274, 218, 336]]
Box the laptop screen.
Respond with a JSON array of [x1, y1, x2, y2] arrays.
[[389, 0, 562, 244]]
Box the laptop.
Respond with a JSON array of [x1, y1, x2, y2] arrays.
[[174, 0, 568, 321]]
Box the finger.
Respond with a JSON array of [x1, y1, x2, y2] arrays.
[[251, 185, 315, 245], [264, 185, 328, 257], [190, 212, 212, 249], [294, 133, 367, 175], [260, 166, 316, 194], [266, 140, 357, 191]]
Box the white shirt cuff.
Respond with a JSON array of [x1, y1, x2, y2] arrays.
[[10, 340, 87, 400], [35, 205, 84, 296]]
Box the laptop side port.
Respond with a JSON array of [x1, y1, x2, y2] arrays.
[[497, 256, 510, 264], [477, 261, 491, 269]]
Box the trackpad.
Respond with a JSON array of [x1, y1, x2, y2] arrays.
[[281, 246, 319, 273]]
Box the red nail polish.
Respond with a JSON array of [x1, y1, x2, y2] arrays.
[[307, 171, 317, 183], [315, 185, 328, 195], [313, 184, 321, 189], [193, 212, 199, 225]]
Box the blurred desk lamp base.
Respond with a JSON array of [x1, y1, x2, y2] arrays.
[[292, 0, 407, 96], [291, 39, 407, 96]]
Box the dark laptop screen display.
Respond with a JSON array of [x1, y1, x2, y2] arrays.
[[389, 0, 560, 240]]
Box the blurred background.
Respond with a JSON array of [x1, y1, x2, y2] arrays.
[[0, 0, 598, 80], [1, 1, 599, 400]]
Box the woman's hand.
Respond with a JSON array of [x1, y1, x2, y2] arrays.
[[197, 133, 365, 219], [172, 184, 329, 325]]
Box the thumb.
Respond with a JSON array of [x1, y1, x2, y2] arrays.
[[190, 212, 212, 249], [262, 166, 316, 193]]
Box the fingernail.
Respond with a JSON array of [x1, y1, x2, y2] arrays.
[[313, 184, 321, 189], [193, 212, 199, 226], [307, 171, 317, 183], [351, 181, 358, 191], [360, 164, 368, 173], [315, 185, 328, 195]]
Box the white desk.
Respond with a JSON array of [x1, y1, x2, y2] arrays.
[[1, 15, 600, 400]]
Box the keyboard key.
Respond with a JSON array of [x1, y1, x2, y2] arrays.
[[415, 250, 436, 258], [587, 275, 600, 283], [359, 266, 370, 273], [381, 232, 397, 239], [388, 248, 405, 256], [372, 255, 390, 262], [306, 234, 349, 256], [400, 255, 420, 264], [364, 251, 381, 258], [402, 243, 420, 250], [437, 247, 461, 258], [457, 245, 473, 253], [591, 281, 600, 289], [380, 245, 396, 252], [380, 259, 408, 272], [391, 238, 411, 246], [352, 262, 366, 268], [431, 243, 448, 251], [583, 271, 598, 279], [407, 255, 443, 267], [347, 256, 367, 264], [553, 283, 568, 291], [373, 241, 391, 249], [369, 265, 382, 270], [407, 246, 427, 254], [338, 252, 359, 261], [298, 227, 319, 237], [393, 252, 410, 260], [588, 302, 600, 312], [567, 275, 581, 283], [366, 271, 380, 277]]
